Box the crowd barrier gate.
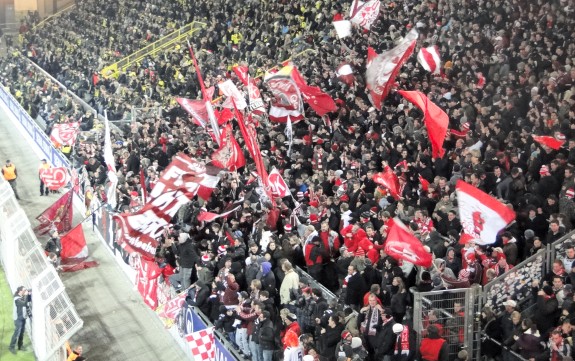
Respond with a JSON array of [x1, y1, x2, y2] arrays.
[[0, 175, 82, 361]]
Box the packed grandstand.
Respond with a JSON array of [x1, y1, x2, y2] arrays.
[[3, 0, 575, 359]]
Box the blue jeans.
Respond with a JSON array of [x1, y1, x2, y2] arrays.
[[235, 328, 250, 356], [227, 331, 237, 347], [249, 339, 262, 361], [10, 318, 26, 349], [262, 349, 274, 361]]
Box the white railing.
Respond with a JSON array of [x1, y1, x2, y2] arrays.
[[0, 175, 83, 361]]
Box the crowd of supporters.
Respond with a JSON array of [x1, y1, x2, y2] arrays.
[[2, 0, 575, 359]]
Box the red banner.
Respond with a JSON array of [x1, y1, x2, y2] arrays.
[[211, 123, 246, 171], [264, 66, 304, 123], [136, 258, 162, 309]]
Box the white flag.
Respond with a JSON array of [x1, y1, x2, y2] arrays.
[[333, 20, 352, 38], [104, 112, 118, 208], [456, 180, 515, 245], [219, 79, 248, 110], [349, 0, 381, 30]]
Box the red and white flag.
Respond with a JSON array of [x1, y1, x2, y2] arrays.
[[176, 98, 209, 128], [50, 122, 80, 147], [533, 135, 565, 150], [232, 65, 249, 85], [385, 218, 432, 267], [114, 155, 222, 259], [185, 327, 215, 360], [372, 167, 400, 200], [219, 79, 248, 109], [456, 180, 515, 245], [136, 258, 162, 309], [233, 65, 267, 115], [197, 204, 242, 223], [39, 167, 70, 190], [264, 66, 305, 123], [268, 167, 290, 198], [349, 0, 381, 30], [211, 123, 246, 171], [417, 46, 441, 74], [291, 67, 338, 116], [34, 189, 73, 235], [398, 90, 448, 158], [366, 29, 419, 110], [336, 63, 355, 86]]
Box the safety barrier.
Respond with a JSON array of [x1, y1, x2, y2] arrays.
[[0, 175, 82, 361], [101, 21, 206, 79], [412, 286, 482, 360]]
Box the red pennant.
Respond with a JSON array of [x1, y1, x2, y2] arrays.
[[398, 90, 448, 158], [385, 218, 432, 267]]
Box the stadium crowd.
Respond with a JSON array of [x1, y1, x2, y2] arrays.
[[2, 0, 575, 359]]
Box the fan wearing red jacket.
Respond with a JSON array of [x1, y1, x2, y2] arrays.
[[340, 222, 367, 253]]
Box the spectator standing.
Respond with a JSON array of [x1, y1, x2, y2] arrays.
[[2, 159, 20, 200], [419, 325, 448, 361], [38, 158, 50, 196], [9, 286, 30, 354]]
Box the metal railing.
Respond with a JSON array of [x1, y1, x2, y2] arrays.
[[32, 3, 75, 29], [100, 21, 206, 78]]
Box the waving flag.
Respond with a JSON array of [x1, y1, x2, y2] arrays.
[[232, 65, 266, 115], [417, 46, 441, 74], [349, 0, 381, 30], [50, 122, 80, 147], [291, 67, 337, 116], [333, 20, 352, 38], [268, 167, 290, 198], [136, 258, 162, 309], [373, 167, 400, 200], [366, 29, 418, 110], [232, 65, 249, 85], [211, 123, 246, 171], [264, 65, 305, 123], [385, 218, 432, 267], [34, 189, 73, 235], [176, 98, 209, 128], [114, 155, 222, 259], [336, 63, 355, 86], [197, 204, 242, 222], [456, 180, 515, 245], [60, 223, 99, 272], [219, 79, 248, 109], [398, 90, 448, 158], [533, 135, 565, 150]]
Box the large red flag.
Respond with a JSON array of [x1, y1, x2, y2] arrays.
[[197, 204, 242, 223], [366, 29, 418, 109], [34, 189, 73, 235], [211, 123, 246, 171], [264, 66, 305, 123], [456, 180, 515, 245], [533, 135, 565, 150], [136, 258, 162, 309], [372, 167, 400, 200], [59, 223, 99, 272], [398, 90, 449, 158], [291, 67, 338, 116], [233, 102, 274, 206], [385, 218, 432, 267]]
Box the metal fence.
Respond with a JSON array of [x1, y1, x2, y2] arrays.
[[0, 175, 82, 361], [412, 286, 482, 360]]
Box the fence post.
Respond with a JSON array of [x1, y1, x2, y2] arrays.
[[412, 290, 423, 352]]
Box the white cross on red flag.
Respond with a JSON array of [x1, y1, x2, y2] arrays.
[[456, 180, 515, 245]]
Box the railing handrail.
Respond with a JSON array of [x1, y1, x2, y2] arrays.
[[32, 3, 76, 30]]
